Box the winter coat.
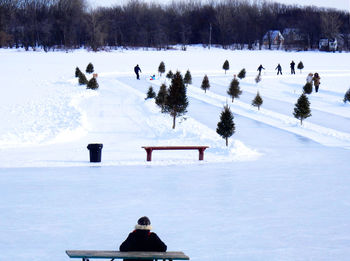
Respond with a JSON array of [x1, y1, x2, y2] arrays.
[[257, 65, 265, 72], [313, 75, 320, 87], [119, 229, 167, 261], [306, 74, 313, 84], [134, 65, 141, 74]]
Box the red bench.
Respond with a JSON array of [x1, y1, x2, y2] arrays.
[[142, 146, 209, 161]]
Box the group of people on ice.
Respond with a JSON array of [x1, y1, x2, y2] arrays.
[[257, 61, 296, 75], [134, 63, 321, 93], [257, 62, 321, 92]]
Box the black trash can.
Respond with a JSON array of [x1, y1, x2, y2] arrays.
[[87, 143, 103, 162]]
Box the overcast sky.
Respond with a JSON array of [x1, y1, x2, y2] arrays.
[[88, 0, 350, 12]]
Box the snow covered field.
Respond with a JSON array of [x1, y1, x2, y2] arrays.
[[0, 47, 350, 261]]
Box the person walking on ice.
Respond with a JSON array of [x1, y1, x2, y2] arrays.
[[119, 216, 167, 259], [290, 60, 295, 74], [257, 64, 265, 75], [275, 63, 282, 75], [313, 72, 321, 92], [134, 64, 142, 80]]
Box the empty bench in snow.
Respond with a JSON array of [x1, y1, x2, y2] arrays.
[[142, 146, 209, 161], [66, 250, 190, 261]]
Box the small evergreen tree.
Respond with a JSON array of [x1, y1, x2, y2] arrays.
[[216, 104, 235, 147], [303, 82, 313, 94], [201, 75, 210, 93], [184, 70, 192, 86], [223, 60, 229, 74], [237, 68, 246, 79], [297, 61, 304, 73], [158, 61, 165, 76], [166, 70, 174, 79], [87, 77, 99, 89], [164, 71, 189, 129], [252, 92, 263, 110], [75, 67, 82, 78], [344, 88, 350, 103], [78, 72, 88, 85], [255, 74, 261, 83], [86, 63, 94, 74], [293, 93, 312, 125], [145, 86, 156, 99], [227, 76, 242, 102], [155, 83, 168, 112]]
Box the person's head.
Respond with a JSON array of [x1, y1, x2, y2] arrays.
[[314, 72, 319, 77], [135, 216, 152, 230], [308, 73, 313, 76]]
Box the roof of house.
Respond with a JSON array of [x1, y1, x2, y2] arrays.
[[263, 30, 284, 41]]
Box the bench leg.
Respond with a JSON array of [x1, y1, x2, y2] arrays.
[[145, 148, 153, 161], [198, 148, 206, 160]]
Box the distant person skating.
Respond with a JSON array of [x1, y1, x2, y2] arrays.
[[275, 63, 282, 75], [257, 64, 265, 75], [119, 216, 167, 261], [134, 64, 142, 80], [290, 60, 295, 74], [313, 73, 321, 92]]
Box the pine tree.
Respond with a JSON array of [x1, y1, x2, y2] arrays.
[[252, 92, 263, 110], [145, 86, 156, 99], [293, 93, 312, 125], [164, 71, 189, 129], [158, 61, 165, 76], [184, 70, 192, 86], [166, 70, 173, 79], [216, 105, 235, 147], [237, 68, 246, 79], [303, 82, 313, 94], [78, 72, 88, 85], [297, 61, 304, 73], [155, 83, 168, 112], [86, 63, 94, 74], [223, 60, 229, 74], [227, 76, 242, 102], [201, 75, 210, 93], [344, 88, 350, 103], [75, 67, 82, 78], [87, 77, 99, 89]]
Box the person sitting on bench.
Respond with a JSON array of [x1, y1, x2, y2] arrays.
[[119, 216, 167, 260]]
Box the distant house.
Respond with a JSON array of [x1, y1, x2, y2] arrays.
[[282, 28, 305, 49], [262, 30, 284, 49], [319, 38, 337, 51]]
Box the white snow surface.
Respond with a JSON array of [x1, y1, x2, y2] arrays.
[[0, 46, 350, 261]]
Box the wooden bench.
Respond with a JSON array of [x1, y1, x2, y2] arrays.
[[66, 250, 190, 261], [142, 146, 209, 161]]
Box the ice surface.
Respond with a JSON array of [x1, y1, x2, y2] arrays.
[[0, 47, 349, 261]]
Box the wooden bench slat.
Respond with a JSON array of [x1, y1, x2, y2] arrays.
[[66, 250, 189, 260]]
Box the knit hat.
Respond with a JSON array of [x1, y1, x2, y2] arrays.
[[135, 216, 152, 230]]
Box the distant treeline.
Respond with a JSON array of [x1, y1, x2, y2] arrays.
[[0, 0, 349, 51]]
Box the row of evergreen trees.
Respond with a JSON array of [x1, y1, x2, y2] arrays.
[[75, 63, 99, 89], [146, 60, 349, 145]]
